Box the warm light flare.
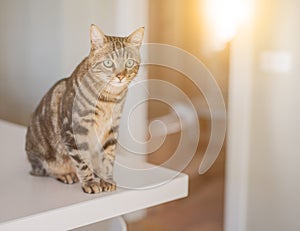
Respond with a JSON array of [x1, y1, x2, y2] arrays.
[[203, 0, 253, 49]]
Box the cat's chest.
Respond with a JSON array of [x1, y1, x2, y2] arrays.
[[93, 101, 122, 131], [95, 101, 121, 122], [84, 103, 120, 150]]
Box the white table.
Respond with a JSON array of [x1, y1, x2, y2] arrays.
[[0, 120, 188, 231]]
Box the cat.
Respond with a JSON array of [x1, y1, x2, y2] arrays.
[[25, 24, 144, 194]]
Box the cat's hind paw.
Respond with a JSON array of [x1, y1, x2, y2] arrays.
[[56, 173, 79, 184], [100, 179, 116, 192], [82, 181, 102, 194]]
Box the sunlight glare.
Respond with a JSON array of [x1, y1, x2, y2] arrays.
[[203, 0, 253, 49]]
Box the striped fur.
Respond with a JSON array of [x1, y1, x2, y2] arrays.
[[26, 25, 144, 194]]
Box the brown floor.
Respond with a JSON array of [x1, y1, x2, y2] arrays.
[[127, 148, 225, 231]]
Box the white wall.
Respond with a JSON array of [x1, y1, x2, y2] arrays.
[[0, 0, 62, 125], [225, 0, 300, 231]]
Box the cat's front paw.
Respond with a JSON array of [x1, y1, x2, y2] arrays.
[[56, 173, 79, 184], [81, 181, 102, 194], [100, 179, 116, 192]]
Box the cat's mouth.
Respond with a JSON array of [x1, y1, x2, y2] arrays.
[[109, 77, 127, 87]]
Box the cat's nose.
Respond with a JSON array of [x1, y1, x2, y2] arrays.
[[116, 71, 126, 81]]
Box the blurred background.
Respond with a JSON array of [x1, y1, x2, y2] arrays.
[[0, 0, 299, 231]]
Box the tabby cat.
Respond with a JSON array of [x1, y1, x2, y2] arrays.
[[25, 24, 144, 194]]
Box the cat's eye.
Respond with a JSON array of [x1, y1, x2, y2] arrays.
[[125, 59, 135, 68], [102, 59, 114, 68]]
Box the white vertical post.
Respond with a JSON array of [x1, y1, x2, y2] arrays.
[[224, 23, 254, 231]]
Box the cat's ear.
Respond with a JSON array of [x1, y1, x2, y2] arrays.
[[90, 24, 106, 49], [127, 27, 145, 47]]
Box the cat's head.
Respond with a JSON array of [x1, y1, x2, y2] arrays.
[[88, 24, 144, 90]]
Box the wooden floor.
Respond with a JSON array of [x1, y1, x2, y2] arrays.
[[127, 148, 225, 231]]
